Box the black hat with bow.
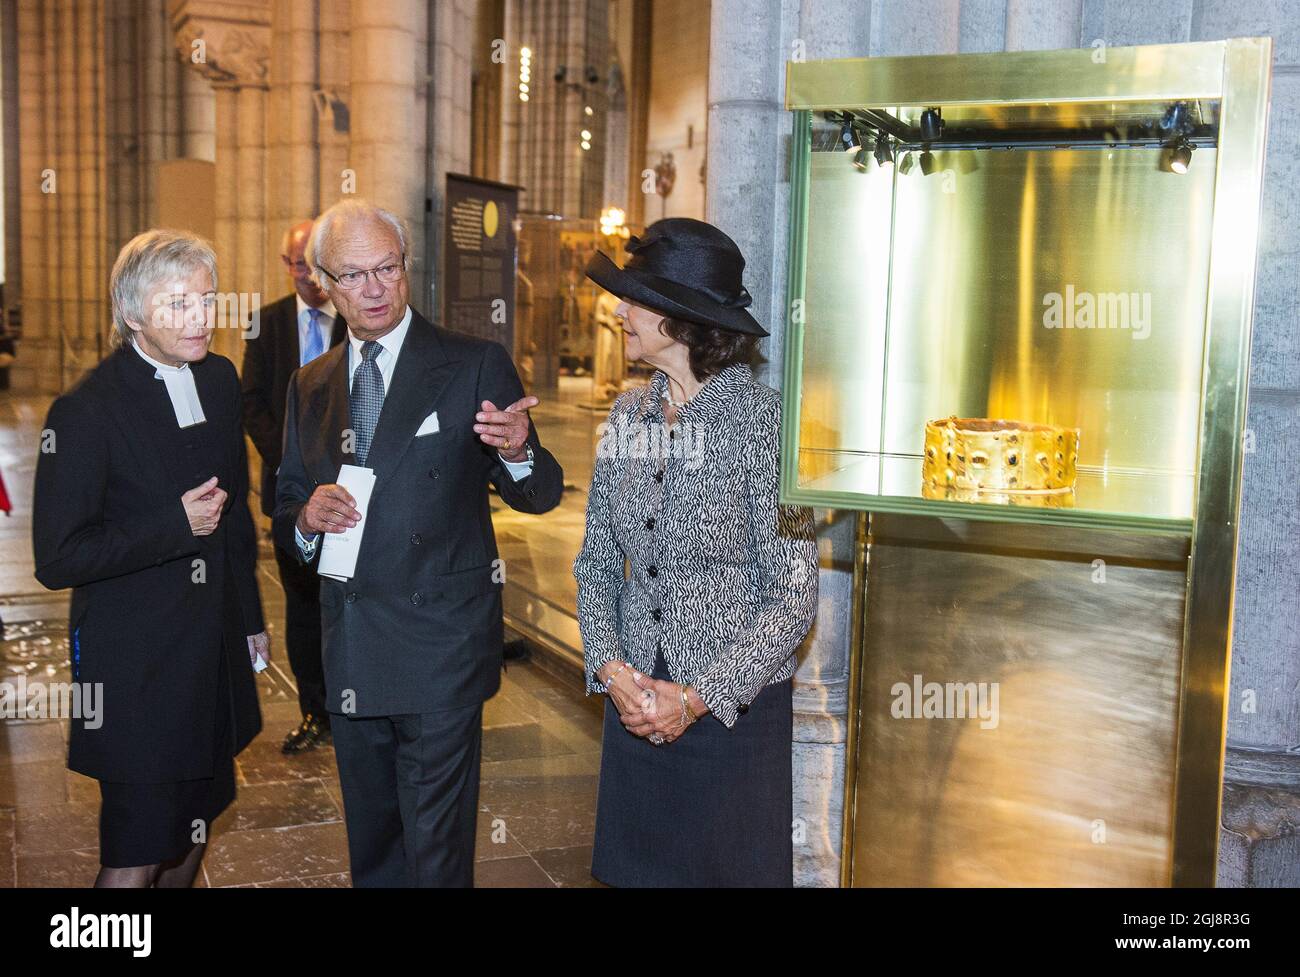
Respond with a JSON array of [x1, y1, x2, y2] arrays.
[[584, 217, 768, 336]]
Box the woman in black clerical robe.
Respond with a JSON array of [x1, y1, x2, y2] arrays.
[[32, 229, 269, 888]]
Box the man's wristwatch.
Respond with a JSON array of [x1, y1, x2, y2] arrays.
[[504, 442, 534, 465]]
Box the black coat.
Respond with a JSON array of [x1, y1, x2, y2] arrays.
[[32, 346, 264, 782], [272, 310, 564, 717], [241, 293, 347, 516]]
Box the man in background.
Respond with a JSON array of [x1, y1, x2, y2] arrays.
[[241, 219, 347, 754]]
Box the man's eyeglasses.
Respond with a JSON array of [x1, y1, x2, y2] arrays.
[[318, 255, 406, 290]]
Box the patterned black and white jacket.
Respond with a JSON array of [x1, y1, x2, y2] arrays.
[[572, 362, 818, 728]]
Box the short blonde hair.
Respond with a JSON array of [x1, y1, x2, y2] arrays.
[[109, 229, 217, 348]]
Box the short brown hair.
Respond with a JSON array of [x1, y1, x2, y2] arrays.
[[660, 317, 757, 381]]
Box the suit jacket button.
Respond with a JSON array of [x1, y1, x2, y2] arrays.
[[651, 608, 662, 621], [428, 468, 439, 479], [645, 517, 655, 530], [410, 533, 422, 545], [737, 703, 749, 716], [654, 470, 664, 482], [410, 591, 424, 606], [527, 487, 536, 498], [345, 592, 358, 603], [647, 565, 658, 577]]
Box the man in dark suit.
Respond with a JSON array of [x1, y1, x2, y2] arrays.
[[242, 219, 347, 754], [272, 198, 563, 887]]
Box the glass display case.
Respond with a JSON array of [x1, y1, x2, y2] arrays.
[[782, 41, 1267, 537], [782, 39, 1271, 886]]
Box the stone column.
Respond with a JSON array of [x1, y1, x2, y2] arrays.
[[704, 0, 873, 887], [267, 0, 320, 293], [1073, 0, 1300, 892], [179, 57, 216, 161], [15, 0, 54, 392], [349, 0, 425, 303], [427, 0, 476, 319], [171, 0, 271, 364], [1187, 0, 1300, 889], [1004, 0, 1083, 51], [316, 0, 351, 214], [13, 0, 110, 392]]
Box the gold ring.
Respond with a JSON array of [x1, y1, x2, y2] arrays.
[[503, 438, 512, 450]]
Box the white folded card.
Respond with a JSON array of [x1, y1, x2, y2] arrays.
[[415, 410, 440, 437], [318, 464, 376, 582]]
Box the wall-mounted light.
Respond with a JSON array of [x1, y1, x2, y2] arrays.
[[1168, 136, 1194, 174], [519, 46, 532, 102], [839, 118, 861, 153], [919, 107, 943, 142], [873, 132, 894, 167]]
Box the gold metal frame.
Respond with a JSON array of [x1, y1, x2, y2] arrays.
[[780, 39, 1273, 887]]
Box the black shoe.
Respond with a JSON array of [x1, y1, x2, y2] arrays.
[[281, 714, 332, 754]]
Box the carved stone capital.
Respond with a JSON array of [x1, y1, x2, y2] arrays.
[[170, 0, 271, 89]]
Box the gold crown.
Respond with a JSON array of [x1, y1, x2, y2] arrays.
[[922, 417, 1079, 504]]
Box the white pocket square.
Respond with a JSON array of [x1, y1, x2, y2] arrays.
[[415, 411, 440, 437]]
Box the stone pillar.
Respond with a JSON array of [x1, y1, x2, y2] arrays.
[[236, 83, 268, 332], [171, 0, 271, 364], [348, 0, 427, 308], [1, 0, 20, 333], [1074, 0, 1300, 893], [704, 0, 873, 887], [317, 0, 351, 214], [212, 85, 239, 350], [179, 57, 216, 161], [427, 0, 476, 319], [13, 0, 110, 393], [105, 0, 141, 252], [15, 0, 53, 393], [1005, 0, 1083, 51], [1188, 1, 1300, 889], [267, 0, 320, 294]]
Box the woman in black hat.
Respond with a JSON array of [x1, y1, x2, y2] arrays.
[[573, 217, 819, 886]]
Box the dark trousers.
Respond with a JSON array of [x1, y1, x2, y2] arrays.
[[330, 703, 483, 887], [273, 544, 327, 719]]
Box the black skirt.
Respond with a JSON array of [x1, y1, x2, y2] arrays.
[[591, 651, 793, 887], [97, 643, 237, 868]]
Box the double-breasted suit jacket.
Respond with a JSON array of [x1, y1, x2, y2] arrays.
[[271, 310, 564, 717]]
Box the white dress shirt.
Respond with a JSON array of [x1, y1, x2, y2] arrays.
[[295, 304, 533, 559], [132, 339, 206, 428], [296, 295, 337, 366]]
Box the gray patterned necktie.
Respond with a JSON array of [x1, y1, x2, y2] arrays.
[[350, 340, 384, 466]]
